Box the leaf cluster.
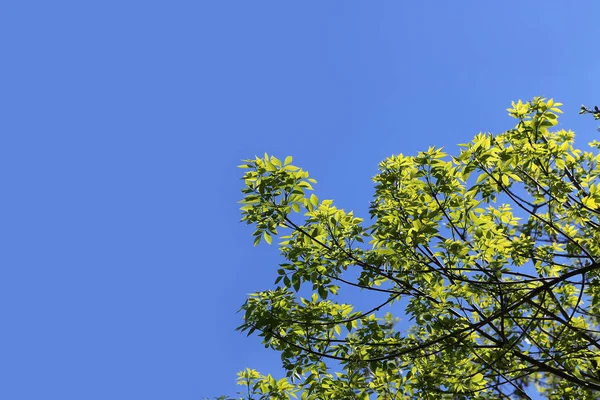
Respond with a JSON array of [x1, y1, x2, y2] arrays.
[[226, 98, 600, 399]]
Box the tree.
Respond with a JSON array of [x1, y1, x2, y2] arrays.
[[232, 97, 600, 399]]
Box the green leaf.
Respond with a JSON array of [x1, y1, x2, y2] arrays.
[[263, 231, 272, 245], [475, 173, 488, 185], [271, 156, 282, 167], [309, 194, 318, 207], [471, 373, 484, 383], [265, 161, 277, 172], [334, 325, 341, 336], [292, 275, 300, 292]]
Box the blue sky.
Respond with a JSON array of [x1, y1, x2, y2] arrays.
[[1, 1, 599, 399]]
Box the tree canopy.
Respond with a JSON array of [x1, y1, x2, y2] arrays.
[[230, 98, 600, 399]]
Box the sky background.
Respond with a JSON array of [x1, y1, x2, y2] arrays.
[[1, 1, 599, 399]]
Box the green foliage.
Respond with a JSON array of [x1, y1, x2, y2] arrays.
[[580, 105, 600, 120], [229, 98, 600, 398], [581, 105, 600, 133]]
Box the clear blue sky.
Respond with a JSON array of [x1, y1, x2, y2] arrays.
[[1, 2, 599, 399]]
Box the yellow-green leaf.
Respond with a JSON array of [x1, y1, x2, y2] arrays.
[[472, 373, 484, 383], [263, 232, 272, 245]]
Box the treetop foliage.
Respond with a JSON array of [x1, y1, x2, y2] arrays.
[[228, 98, 600, 399]]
